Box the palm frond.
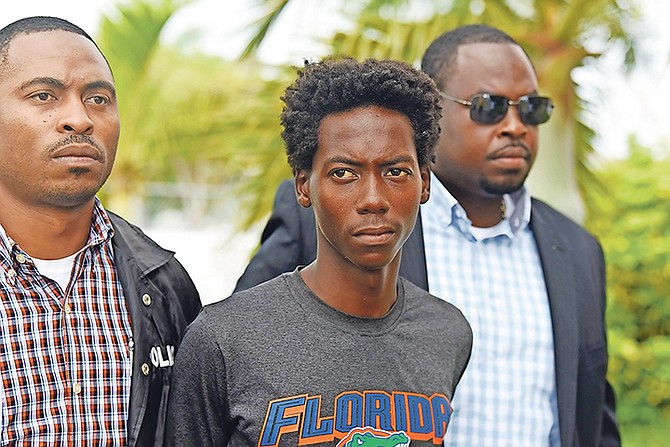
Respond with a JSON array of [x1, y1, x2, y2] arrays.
[[239, 0, 291, 60]]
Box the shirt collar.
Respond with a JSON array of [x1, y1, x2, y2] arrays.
[[504, 187, 531, 233], [88, 198, 116, 248], [0, 222, 12, 265], [424, 172, 531, 239]]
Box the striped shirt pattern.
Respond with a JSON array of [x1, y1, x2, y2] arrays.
[[0, 200, 132, 446], [423, 174, 561, 447]]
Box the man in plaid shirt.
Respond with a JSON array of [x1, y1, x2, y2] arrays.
[[0, 16, 201, 446]]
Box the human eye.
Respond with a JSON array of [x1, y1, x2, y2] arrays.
[[330, 168, 356, 179], [385, 167, 411, 177], [85, 95, 111, 106], [29, 92, 55, 102]]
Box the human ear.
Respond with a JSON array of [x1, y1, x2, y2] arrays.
[[420, 166, 431, 204], [295, 169, 312, 208]]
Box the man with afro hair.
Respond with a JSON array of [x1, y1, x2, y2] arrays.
[[166, 57, 472, 446]]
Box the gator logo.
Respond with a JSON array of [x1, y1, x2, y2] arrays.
[[338, 427, 410, 447]]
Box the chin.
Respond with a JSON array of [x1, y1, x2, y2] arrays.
[[483, 179, 525, 195], [41, 188, 100, 209], [352, 253, 400, 272]]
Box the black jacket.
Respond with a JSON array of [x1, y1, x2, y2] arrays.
[[234, 180, 621, 447], [110, 213, 201, 447]]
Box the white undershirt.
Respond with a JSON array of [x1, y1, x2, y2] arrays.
[[32, 254, 77, 291]]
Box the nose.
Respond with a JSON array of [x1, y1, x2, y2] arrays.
[[498, 106, 528, 140], [356, 175, 389, 214], [57, 97, 94, 135]]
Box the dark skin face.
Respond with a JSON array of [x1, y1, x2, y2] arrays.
[[296, 105, 430, 318], [0, 30, 119, 258], [432, 42, 540, 227]]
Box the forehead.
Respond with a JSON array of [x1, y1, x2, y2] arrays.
[[319, 106, 413, 140], [316, 105, 416, 160], [448, 42, 538, 95], [1, 30, 113, 86]]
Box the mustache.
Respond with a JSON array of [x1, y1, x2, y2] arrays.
[[490, 142, 532, 158], [47, 134, 104, 154]]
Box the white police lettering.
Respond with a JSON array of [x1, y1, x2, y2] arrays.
[[150, 345, 175, 368]]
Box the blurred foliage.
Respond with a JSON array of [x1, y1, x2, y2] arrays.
[[240, 0, 291, 59], [95, 0, 293, 222], [619, 417, 670, 446], [584, 139, 670, 427]]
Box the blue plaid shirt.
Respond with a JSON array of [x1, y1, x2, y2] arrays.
[[423, 173, 561, 447]]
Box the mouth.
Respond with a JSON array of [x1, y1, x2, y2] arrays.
[[50, 145, 103, 164], [353, 227, 396, 245], [489, 144, 530, 169]]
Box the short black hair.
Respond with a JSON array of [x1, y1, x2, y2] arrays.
[[0, 16, 106, 71], [281, 57, 441, 172], [421, 24, 524, 90]]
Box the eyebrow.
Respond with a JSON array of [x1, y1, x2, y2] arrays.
[[379, 155, 416, 166], [21, 77, 65, 90], [87, 80, 117, 99], [20, 77, 117, 98], [325, 154, 416, 166]]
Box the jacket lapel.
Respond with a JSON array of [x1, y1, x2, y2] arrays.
[[530, 200, 579, 445]]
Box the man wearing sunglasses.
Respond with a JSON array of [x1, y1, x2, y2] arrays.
[[234, 24, 620, 446]]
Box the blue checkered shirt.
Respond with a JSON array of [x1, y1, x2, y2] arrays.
[[0, 199, 132, 446], [423, 174, 561, 446]]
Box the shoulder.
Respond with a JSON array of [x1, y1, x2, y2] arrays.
[[206, 274, 295, 321], [399, 279, 473, 373], [402, 277, 456, 310], [275, 180, 314, 230], [275, 179, 296, 201], [188, 273, 298, 345], [401, 278, 472, 333], [270, 180, 314, 227], [265, 179, 303, 217], [530, 198, 588, 232], [530, 198, 601, 247], [108, 211, 182, 274], [107, 211, 171, 255], [107, 211, 201, 314]]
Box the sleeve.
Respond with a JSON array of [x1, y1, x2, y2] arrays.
[[165, 318, 229, 447], [233, 180, 317, 292]]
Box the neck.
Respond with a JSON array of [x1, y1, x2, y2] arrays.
[[300, 252, 401, 318], [457, 194, 505, 228], [436, 176, 507, 228], [0, 196, 94, 260]]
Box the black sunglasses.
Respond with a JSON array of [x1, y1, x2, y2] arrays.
[[440, 91, 554, 125]]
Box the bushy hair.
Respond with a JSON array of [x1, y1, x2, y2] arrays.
[[280, 57, 441, 172], [421, 24, 524, 90], [0, 16, 105, 71]]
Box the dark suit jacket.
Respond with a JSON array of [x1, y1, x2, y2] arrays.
[[235, 180, 620, 446]]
